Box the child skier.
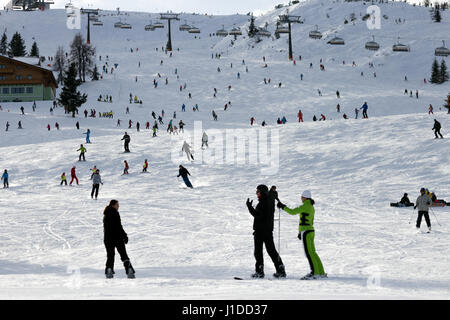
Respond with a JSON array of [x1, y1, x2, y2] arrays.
[[123, 161, 129, 175], [142, 159, 148, 173], [60, 172, 68, 186], [77, 144, 86, 161]]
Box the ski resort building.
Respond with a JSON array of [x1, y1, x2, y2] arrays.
[[0, 56, 57, 102]]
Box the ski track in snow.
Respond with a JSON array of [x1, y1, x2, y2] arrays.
[[1, 0, 450, 299]]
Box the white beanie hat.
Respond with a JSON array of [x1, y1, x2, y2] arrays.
[[302, 190, 312, 198]]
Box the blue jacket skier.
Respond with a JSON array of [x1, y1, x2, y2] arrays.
[[1, 169, 8, 188]]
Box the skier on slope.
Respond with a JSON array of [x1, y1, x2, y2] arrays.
[[121, 132, 131, 152], [91, 169, 103, 200], [182, 141, 194, 161], [60, 172, 67, 186], [70, 166, 79, 185], [433, 119, 444, 139], [77, 144, 86, 161], [246, 184, 286, 278], [103, 199, 135, 279], [84, 129, 91, 143], [123, 160, 129, 175], [360, 102, 369, 119], [298, 110, 303, 123], [1, 169, 8, 188], [277, 190, 326, 280], [142, 159, 148, 173], [177, 165, 193, 188], [202, 131, 208, 149], [414, 188, 432, 232]]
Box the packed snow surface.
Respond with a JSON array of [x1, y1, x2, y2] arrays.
[[0, 0, 449, 299]]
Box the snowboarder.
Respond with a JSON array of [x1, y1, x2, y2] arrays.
[[1, 169, 8, 188], [70, 166, 79, 185], [246, 184, 286, 278], [142, 159, 148, 172], [84, 129, 91, 143], [202, 131, 208, 149], [91, 169, 103, 200], [121, 132, 131, 152], [414, 188, 432, 232], [177, 165, 193, 188], [277, 190, 326, 280], [182, 141, 194, 161], [103, 199, 135, 279], [433, 119, 443, 139], [60, 172, 67, 186], [77, 144, 86, 161]]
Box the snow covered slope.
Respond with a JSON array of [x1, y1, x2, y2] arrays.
[[0, 0, 449, 299]]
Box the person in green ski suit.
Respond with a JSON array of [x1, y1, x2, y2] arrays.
[[277, 190, 326, 280]]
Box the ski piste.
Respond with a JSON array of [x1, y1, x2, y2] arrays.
[[1, 0, 449, 299]]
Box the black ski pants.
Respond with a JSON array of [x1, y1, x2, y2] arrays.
[[253, 231, 283, 272], [434, 129, 443, 138], [104, 241, 129, 271], [417, 211, 431, 228], [79, 152, 85, 161], [91, 184, 100, 198]]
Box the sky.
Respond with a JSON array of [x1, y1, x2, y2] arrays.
[[1, 0, 449, 15], [2, 0, 288, 15]]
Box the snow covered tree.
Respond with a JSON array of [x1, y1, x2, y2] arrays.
[[430, 58, 441, 83], [53, 46, 66, 85], [8, 32, 26, 57], [58, 63, 87, 117], [248, 14, 258, 38], [29, 41, 39, 57], [91, 64, 99, 81], [440, 60, 449, 83], [0, 32, 7, 56]]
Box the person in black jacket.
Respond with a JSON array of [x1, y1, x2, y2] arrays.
[[177, 165, 193, 188], [246, 184, 285, 278], [433, 119, 443, 139], [103, 200, 135, 278], [121, 132, 131, 152]]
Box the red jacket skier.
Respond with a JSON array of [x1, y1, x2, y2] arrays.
[[70, 166, 79, 185], [298, 110, 303, 122]]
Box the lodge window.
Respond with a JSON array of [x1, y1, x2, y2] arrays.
[[0, 75, 5, 80], [16, 75, 23, 80], [0, 64, 5, 69], [11, 87, 25, 94], [26, 87, 33, 93], [2, 88, 9, 94], [27, 75, 32, 80]]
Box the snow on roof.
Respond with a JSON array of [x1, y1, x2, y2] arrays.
[[13, 57, 40, 66]]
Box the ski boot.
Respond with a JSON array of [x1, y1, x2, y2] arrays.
[[124, 260, 135, 279], [300, 272, 316, 280], [251, 265, 264, 279], [273, 264, 286, 279], [105, 267, 114, 279], [427, 227, 431, 233]]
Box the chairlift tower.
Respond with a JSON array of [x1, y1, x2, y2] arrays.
[[81, 8, 99, 44], [279, 11, 303, 60], [160, 13, 180, 51]]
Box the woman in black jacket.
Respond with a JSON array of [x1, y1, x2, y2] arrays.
[[103, 200, 135, 278]]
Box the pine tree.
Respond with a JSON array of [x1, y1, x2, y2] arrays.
[[29, 41, 39, 57], [430, 58, 441, 83], [248, 14, 258, 38], [433, 7, 441, 22], [0, 32, 7, 55], [58, 63, 88, 117], [440, 60, 449, 83], [8, 32, 26, 57], [91, 64, 99, 81]]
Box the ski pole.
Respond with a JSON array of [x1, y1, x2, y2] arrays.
[[430, 207, 442, 226], [278, 207, 281, 255]]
